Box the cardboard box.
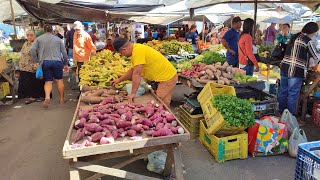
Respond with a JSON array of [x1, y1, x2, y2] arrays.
[[0, 56, 8, 73]]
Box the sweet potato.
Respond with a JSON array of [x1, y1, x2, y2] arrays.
[[117, 128, 124, 133], [81, 96, 105, 104], [156, 123, 165, 130], [116, 120, 132, 128], [171, 120, 178, 127], [131, 125, 144, 133], [100, 137, 110, 144], [214, 70, 222, 78], [226, 66, 233, 73], [91, 132, 106, 142], [152, 130, 161, 137], [217, 80, 225, 85], [205, 69, 214, 78], [200, 75, 208, 80], [72, 129, 85, 143], [150, 112, 161, 121], [121, 111, 133, 121], [117, 108, 128, 115], [100, 119, 113, 126], [127, 130, 137, 137], [159, 128, 174, 136], [222, 72, 232, 80], [145, 130, 154, 136], [204, 65, 216, 72], [221, 62, 229, 71], [81, 85, 99, 92], [162, 118, 167, 124], [91, 89, 106, 97], [120, 131, 128, 137], [136, 119, 144, 124], [177, 126, 185, 134], [142, 125, 149, 130], [78, 109, 90, 119], [84, 140, 97, 147], [170, 127, 178, 134], [88, 115, 100, 123], [99, 97, 115, 105], [109, 114, 121, 118], [84, 123, 99, 132], [83, 127, 92, 136], [143, 119, 153, 127], [163, 113, 175, 122], [114, 95, 124, 103], [74, 118, 86, 129]]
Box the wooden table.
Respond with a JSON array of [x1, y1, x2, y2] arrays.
[[299, 72, 320, 121], [63, 92, 190, 180]]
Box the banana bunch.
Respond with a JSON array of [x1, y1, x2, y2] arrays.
[[115, 80, 131, 89], [163, 41, 193, 55], [258, 51, 269, 58], [144, 40, 165, 54], [79, 50, 131, 87]]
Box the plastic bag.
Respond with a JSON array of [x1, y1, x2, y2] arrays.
[[147, 151, 167, 174], [125, 82, 146, 97], [36, 66, 43, 79], [289, 127, 307, 157], [280, 109, 299, 135]]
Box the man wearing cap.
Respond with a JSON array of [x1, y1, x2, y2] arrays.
[[221, 16, 242, 67], [112, 38, 178, 106], [73, 21, 96, 81]]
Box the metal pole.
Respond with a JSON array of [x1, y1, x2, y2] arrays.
[[202, 15, 205, 42], [167, 24, 170, 37], [9, 0, 17, 39], [253, 0, 258, 40]]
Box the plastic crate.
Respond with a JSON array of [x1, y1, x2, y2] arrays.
[[197, 83, 242, 135], [235, 86, 278, 117], [199, 120, 248, 163], [0, 82, 10, 99], [178, 106, 203, 139], [295, 141, 320, 180]]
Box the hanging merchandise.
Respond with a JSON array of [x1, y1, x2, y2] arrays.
[[248, 116, 289, 157], [280, 109, 299, 135], [288, 128, 308, 158]]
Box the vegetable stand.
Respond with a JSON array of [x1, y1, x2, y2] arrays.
[[0, 60, 17, 102], [63, 91, 190, 180]]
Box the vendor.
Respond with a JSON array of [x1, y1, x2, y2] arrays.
[[112, 38, 178, 106], [278, 22, 320, 123]]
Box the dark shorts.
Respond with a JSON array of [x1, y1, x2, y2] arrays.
[[42, 60, 63, 81]]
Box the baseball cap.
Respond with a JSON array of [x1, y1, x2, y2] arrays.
[[113, 38, 128, 52], [73, 21, 83, 30], [232, 16, 243, 23]]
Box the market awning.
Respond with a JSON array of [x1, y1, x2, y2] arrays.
[[0, 0, 26, 22]]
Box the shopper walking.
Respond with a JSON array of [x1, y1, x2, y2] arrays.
[[221, 16, 242, 67], [31, 25, 69, 108], [238, 18, 259, 76], [185, 25, 198, 53], [112, 38, 177, 106], [66, 24, 75, 64], [18, 30, 45, 104], [278, 22, 320, 119], [264, 23, 278, 46], [73, 21, 96, 81]]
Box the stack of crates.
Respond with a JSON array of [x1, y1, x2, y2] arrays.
[[178, 106, 203, 139], [197, 83, 248, 163]]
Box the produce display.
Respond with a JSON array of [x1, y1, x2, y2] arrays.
[[71, 100, 185, 148], [196, 62, 237, 85], [80, 86, 128, 104], [180, 63, 206, 77], [0, 50, 21, 63], [211, 94, 255, 127], [79, 50, 131, 87], [207, 44, 226, 53], [144, 40, 193, 55], [233, 73, 258, 83], [258, 45, 273, 58], [175, 55, 204, 72], [201, 51, 226, 64]]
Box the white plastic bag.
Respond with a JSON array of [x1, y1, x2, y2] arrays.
[[280, 109, 299, 135], [125, 83, 146, 97], [147, 151, 167, 174], [289, 127, 308, 158]]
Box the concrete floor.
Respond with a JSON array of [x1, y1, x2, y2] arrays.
[[0, 81, 319, 180]]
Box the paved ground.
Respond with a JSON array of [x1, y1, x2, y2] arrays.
[[0, 81, 319, 180]]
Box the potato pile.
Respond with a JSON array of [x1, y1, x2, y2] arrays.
[[196, 62, 239, 85], [80, 86, 128, 104]]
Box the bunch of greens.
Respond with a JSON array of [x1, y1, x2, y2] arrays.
[[211, 94, 255, 127], [201, 51, 226, 64]]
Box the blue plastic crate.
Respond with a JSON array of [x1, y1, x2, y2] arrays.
[[295, 141, 320, 180]]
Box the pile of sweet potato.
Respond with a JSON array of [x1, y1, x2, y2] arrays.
[[71, 101, 185, 149], [80, 86, 128, 104]]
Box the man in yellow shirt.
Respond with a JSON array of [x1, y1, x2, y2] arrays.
[[112, 38, 178, 106]]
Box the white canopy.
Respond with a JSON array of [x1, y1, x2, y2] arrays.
[[263, 16, 297, 24], [0, 0, 26, 22]]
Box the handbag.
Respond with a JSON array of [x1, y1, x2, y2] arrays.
[[271, 43, 286, 60], [239, 45, 254, 66]]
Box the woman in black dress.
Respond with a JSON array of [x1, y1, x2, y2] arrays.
[[18, 30, 45, 104]]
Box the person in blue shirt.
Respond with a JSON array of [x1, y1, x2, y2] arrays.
[[221, 16, 243, 67], [276, 23, 292, 44], [185, 24, 198, 53]]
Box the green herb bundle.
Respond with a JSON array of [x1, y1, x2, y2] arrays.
[[211, 94, 255, 127], [201, 51, 226, 64]]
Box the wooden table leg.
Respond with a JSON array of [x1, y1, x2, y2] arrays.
[[163, 146, 174, 176], [173, 145, 184, 180], [300, 76, 320, 121], [70, 167, 81, 180]]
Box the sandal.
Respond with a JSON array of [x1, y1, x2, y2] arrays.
[[25, 98, 36, 105]]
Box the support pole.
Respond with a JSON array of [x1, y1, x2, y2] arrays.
[[167, 24, 170, 37], [253, 0, 258, 40], [9, 0, 17, 39], [202, 15, 205, 42]]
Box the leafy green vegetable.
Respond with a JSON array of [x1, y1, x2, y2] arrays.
[[211, 94, 255, 127], [201, 51, 226, 64]]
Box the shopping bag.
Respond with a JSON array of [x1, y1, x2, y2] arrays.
[[248, 116, 288, 156], [147, 151, 167, 174], [35, 66, 43, 79], [288, 127, 307, 158], [280, 109, 299, 135]]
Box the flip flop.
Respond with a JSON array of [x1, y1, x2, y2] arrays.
[[43, 99, 50, 108], [25, 98, 36, 105]]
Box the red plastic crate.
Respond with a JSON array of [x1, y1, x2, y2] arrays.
[[312, 101, 320, 127]]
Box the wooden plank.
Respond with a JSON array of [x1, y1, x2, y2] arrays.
[[173, 145, 184, 180], [74, 162, 161, 180], [163, 146, 174, 176], [79, 144, 175, 162], [86, 153, 148, 180], [0, 72, 14, 86], [70, 168, 81, 180]]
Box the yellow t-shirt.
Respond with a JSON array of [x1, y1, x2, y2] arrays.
[[131, 44, 177, 82]]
